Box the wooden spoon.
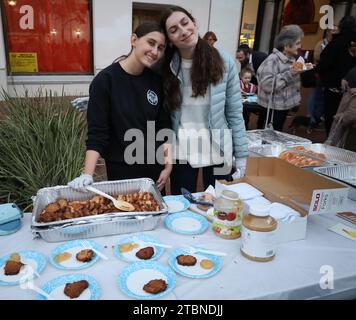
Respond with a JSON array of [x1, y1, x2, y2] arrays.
[[86, 186, 135, 212]]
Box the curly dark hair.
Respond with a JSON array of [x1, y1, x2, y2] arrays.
[[160, 6, 225, 111]]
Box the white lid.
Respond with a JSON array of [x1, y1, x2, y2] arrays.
[[221, 190, 239, 201], [250, 204, 271, 217]]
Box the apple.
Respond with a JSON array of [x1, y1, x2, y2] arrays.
[[226, 212, 236, 221]]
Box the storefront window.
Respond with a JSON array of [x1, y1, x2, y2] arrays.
[[1, 0, 93, 74], [238, 0, 260, 48]]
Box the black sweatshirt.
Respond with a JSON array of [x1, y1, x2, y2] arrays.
[[86, 62, 171, 164]]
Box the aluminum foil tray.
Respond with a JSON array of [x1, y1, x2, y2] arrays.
[[293, 144, 356, 165], [249, 144, 286, 157], [314, 164, 356, 201], [314, 165, 356, 187], [248, 144, 334, 168], [32, 214, 166, 242], [247, 129, 312, 147], [31, 178, 168, 242]]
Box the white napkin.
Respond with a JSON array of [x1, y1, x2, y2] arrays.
[[215, 180, 263, 200], [296, 56, 306, 70], [204, 185, 216, 198], [244, 196, 271, 207], [269, 202, 300, 222]]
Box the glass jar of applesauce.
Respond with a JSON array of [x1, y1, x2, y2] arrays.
[[241, 204, 277, 262], [212, 190, 244, 239]]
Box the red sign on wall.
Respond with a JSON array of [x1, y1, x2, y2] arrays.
[[3, 0, 92, 74]]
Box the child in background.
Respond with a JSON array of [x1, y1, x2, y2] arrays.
[[240, 68, 257, 95]]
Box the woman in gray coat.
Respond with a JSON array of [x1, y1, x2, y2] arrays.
[[257, 25, 311, 131]]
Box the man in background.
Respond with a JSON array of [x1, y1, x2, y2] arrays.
[[236, 44, 268, 85]]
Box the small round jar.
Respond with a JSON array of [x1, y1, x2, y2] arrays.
[[241, 204, 277, 262], [212, 190, 244, 239]]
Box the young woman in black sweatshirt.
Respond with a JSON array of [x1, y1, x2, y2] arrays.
[[68, 22, 172, 191]]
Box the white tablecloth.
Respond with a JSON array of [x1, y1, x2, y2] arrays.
[[1, 199, 356, 300]]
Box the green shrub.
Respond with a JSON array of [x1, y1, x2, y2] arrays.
[[0, 90, 86, 211]]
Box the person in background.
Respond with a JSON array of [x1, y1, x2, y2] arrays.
[[203, 31, 217, 47], [257, 25, 311, 131], [240, 68, 264, 130], [236, 44, 268, 85], [313, 28, 334, 64], [235, 59, 241, 74], [240, 68, 257, 95], [316, 15, 356, 135], [325, 65, 356, 151], [304, 29, 334, 132], [68, 22, 172, 192], [160, 6, 248, 194]]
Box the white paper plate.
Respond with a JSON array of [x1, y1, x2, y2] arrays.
[[36, 274, 101, 300], [168, 247, 222, 279], [0, 251, 47, 286], [165, 211, 209, 235], [49, 240, 101, 270], [114, 234, 164, 262], [163, 195, 190, 213], [118, 261, 176, 300]]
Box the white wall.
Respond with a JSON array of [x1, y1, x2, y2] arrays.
[[94, 0, 132, 71], [0, 11, 7, 95], [95, 0, 211, 71], [209, 0, 243, 57], [0, 0, 243, 97]]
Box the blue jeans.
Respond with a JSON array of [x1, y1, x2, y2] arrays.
[[307, 86, 324, 128]]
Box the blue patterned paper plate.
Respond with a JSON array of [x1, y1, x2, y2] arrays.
[[164, 211, 209, 235], [114, 234, 164, 263], [118, 261, 176, 300], [36, 273, 101, 300], [0, 250, 47, 286], [163, 195, 190, 213], [49, 239, 102, 270], [168, 247, 222, 279]]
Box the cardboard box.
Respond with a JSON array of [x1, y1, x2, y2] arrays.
[[218, 157, 349, 243], [274, 216, 307, 244], [239, 157, 348, 216]]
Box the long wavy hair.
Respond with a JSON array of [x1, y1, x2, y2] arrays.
[[160, 6, 225, 111]]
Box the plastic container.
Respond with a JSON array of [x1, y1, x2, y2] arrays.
[[212, 190, 244, 239], [241, 204, 277, 262], [0, 203, 23, 236]]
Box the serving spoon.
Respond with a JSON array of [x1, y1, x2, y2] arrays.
[[86, 186, 135, 212]]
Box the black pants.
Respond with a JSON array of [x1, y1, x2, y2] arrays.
[[324, 89, 343, 136], [170, 162, 232, 195], [344, 127, 356, 152], [105, 161, 163, 183], [243, 103, 266, 130], [258, 108, 289, 131]]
